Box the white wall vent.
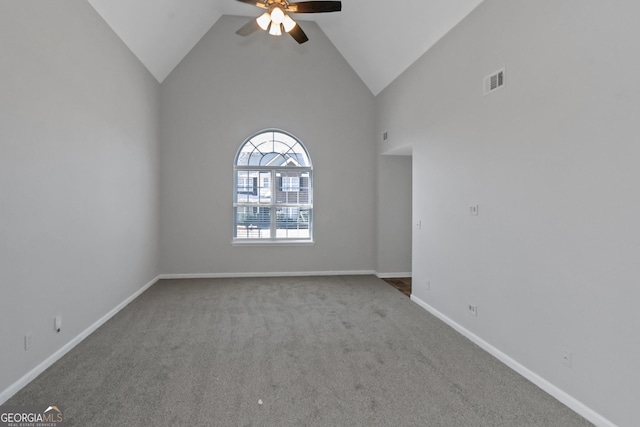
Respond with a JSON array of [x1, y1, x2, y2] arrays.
[[484, 68, 505, 95]]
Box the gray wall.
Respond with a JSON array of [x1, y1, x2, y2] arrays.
[[159, 15, 376, 275], [377, 1, 639, 425], [0, 0, 160, 396]]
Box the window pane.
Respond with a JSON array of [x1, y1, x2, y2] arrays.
[[236, 171, 271, 204], [236, 141, 264, 166], [236, 131, 310, 167], [276, 207, 311, 239], [275, 171, 310, 205], [235, 207, 271, 239]]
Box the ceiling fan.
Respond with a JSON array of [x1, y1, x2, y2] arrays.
[[235, 0, 342, 44]]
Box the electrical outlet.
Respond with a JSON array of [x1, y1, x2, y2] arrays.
[[470, 205, 479, 216], [468, 304, 478, 316], [562, 350, 572, 367], [24, 332, 33, 351]]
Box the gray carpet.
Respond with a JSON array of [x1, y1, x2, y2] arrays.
[[6, 276, 591, 426]]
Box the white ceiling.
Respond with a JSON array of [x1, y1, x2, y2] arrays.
[[87, 0, 483, 95]]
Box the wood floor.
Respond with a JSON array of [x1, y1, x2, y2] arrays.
[[382, 277, 411, 297]]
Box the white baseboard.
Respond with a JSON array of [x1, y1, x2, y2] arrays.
[[375, 272, 412, 279], [0, 275, 161, 405], [410, 295, 617, 427], [158, 270, 377, 280]]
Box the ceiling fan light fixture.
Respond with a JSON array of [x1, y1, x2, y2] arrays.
[[256, 12, 271, 31], [282, 15, 297, 33], [269, 22, 282, 36], [235, 0, 342, 44], [270, 6, 285, 25]]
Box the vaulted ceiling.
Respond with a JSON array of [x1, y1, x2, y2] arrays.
[[87, 0, 483, 95]]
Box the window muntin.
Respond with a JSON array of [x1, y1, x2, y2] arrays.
[[236, 131, 310, 167], [234, 130, 312, 243]]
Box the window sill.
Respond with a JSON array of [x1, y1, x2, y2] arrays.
[[231, 239, 315, 247]]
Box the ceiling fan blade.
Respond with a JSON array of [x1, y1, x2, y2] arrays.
[[236, 18, 260, 36], [235, 0, 268, 9], [285, 1, 342, 13], [288, 24, 309, 44]]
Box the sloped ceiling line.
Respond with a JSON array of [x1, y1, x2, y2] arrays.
[[87, 0, 483, 95]]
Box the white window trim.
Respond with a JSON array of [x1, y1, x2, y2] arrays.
[[233, 130, 313, 246]]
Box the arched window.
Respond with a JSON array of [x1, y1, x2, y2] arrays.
[[233, 129, 313, 243]]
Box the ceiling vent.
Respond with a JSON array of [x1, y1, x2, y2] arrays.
[[484, 68, 505, 95]]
